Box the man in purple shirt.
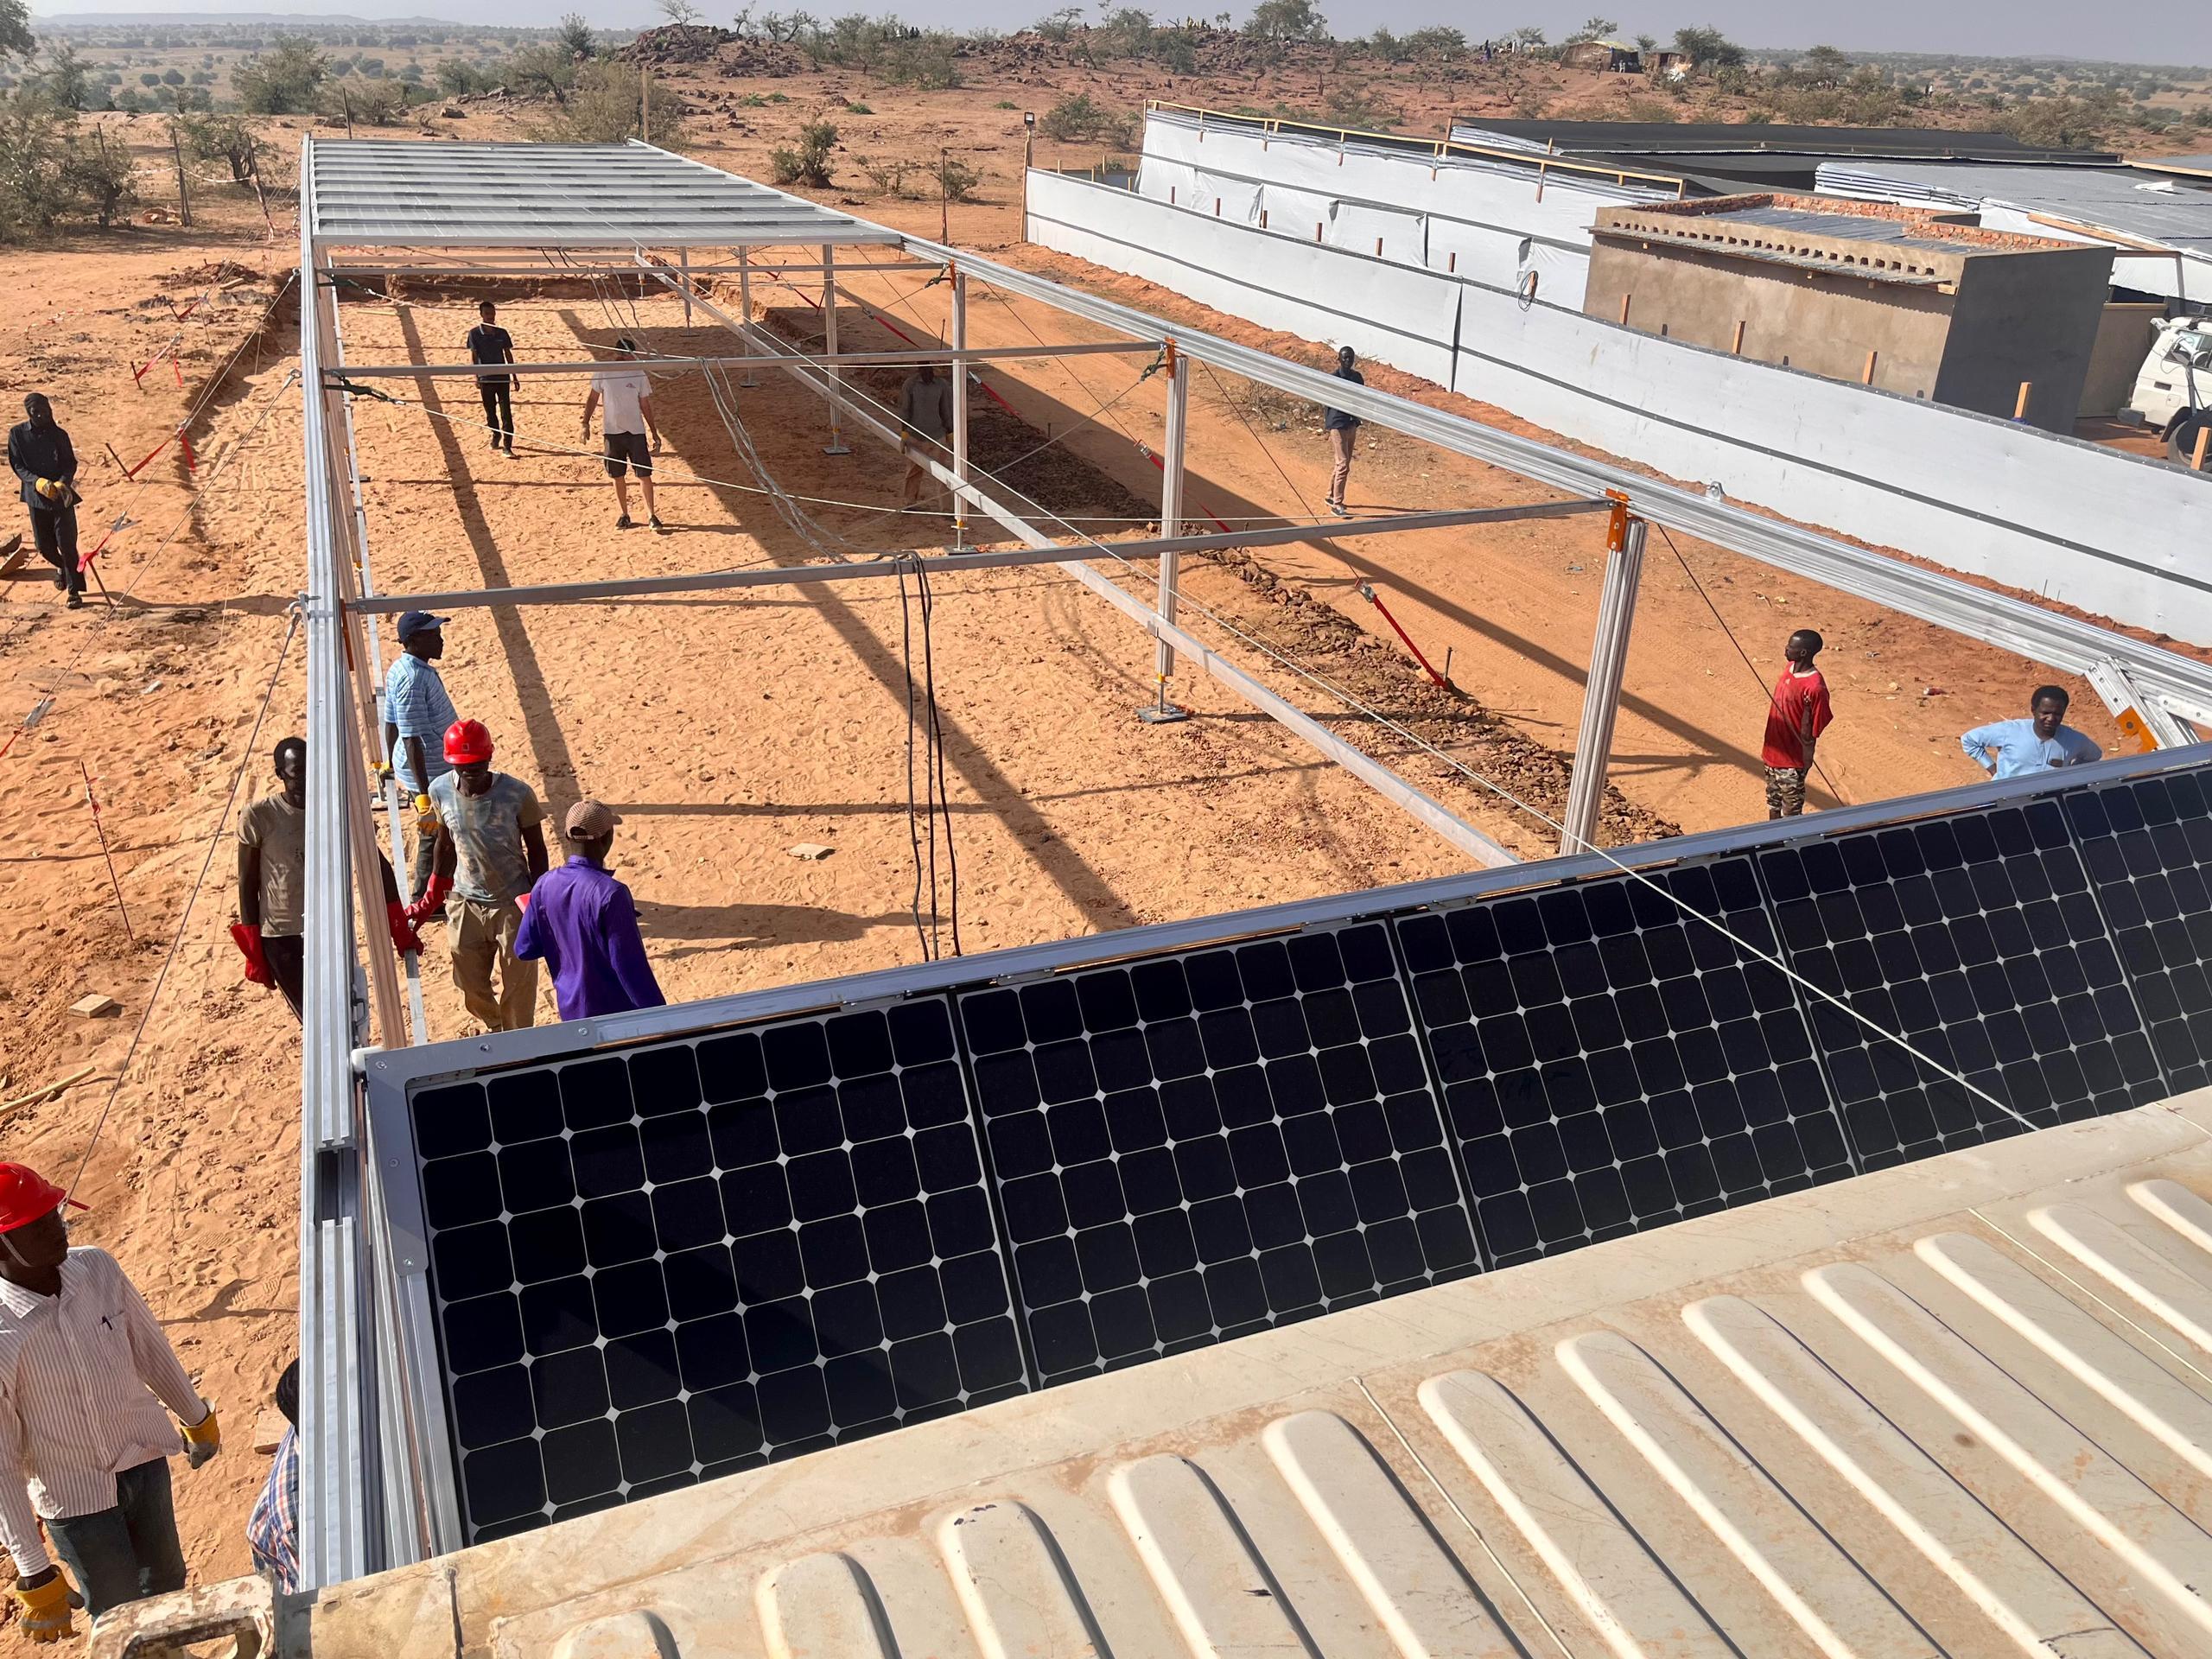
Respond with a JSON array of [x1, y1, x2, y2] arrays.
[[513, 800, 665, 1020]]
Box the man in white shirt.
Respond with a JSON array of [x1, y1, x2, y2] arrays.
[[0, 1163, 220, 1639], [580, 335, 664, 531]]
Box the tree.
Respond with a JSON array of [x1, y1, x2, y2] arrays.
[[1509, 25, 1546, 48], [1566, 16, 1618, 42], [37, 42, 89, 111], [1797, 43, 1852, 86], [1244, 0, 1327, 45], [0, 0, 30, 62], [235, 35, 328, 113], [658, 0, 702, 22], [180, 109, 268, 183], [542, 59, 684, 142], [1670, 25, 1742, 70], [556, 12, 594, 58], [60, 124, 133, 226]]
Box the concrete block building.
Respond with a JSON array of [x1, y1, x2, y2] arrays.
[[1583, 193, 2115, 431]]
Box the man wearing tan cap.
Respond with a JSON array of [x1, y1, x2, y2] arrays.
[[514, 799, 664, 1021]]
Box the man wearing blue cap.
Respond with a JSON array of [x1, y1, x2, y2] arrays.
[[380, 611, 457, 904]]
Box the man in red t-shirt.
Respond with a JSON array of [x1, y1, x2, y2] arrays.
[[1761, 628, 1834, 818]]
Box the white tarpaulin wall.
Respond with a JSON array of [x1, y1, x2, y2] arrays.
[[1027, 168, 2212, 645], [1135, 112, 1663, 308]]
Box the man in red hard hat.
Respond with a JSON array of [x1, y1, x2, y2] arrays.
[[407, 719, 549, 1031], [0, 1164, 220, 1641]]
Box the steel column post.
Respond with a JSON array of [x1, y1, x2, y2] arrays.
[[951, 265, 970, 549], [1560, 511, 1646, 855], [1142, 343, 1191, 724], [822, 244, 849, 455], [678, 247, 692, 326], [736, 247, 758, 386]]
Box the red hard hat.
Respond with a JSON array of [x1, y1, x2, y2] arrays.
[[443, 719, 493, 765], [0, 1164, 88, 1234]]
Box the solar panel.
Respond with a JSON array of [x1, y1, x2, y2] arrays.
[[957, 918, 1482, 1385], [389, 757, 2212, 1546], [1398, 854, 1852, 1270], [410, 996, 1029, 1544]]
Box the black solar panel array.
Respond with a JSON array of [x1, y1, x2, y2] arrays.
[[403, 762, 2212, 1541]]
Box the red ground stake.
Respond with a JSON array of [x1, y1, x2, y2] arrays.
[[1358, 582, 1450, 689]]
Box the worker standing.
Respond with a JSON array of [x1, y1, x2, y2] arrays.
[[581, 336, 663, 531], [236, 737, 419, 1019], [1760, 628, 1834, 819], [381, 610, 457, 906], [1322, 346, 1363, 519], [0, 1164, 220, 1637], [7, 392, 84, 610], [516, 800, 666, 1020], [1961, 685, 2104, 779], [897, 361, 954, 508], [466, 301, 518, 456], [408, 719, 550, 1033]]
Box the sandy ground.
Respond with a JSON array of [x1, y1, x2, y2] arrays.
[[0, 81, 2199, 1644]]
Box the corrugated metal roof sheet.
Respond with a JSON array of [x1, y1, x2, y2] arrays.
[[1816, 159, 2212, 259], [305, 139, 902, 250], [289, 1090, 2212, 1657]]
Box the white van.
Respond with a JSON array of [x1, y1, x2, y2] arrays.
[[2126, 316, 2212, 459]]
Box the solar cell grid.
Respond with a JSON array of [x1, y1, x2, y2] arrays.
[[957, 918, 1480, 1385], [1761, 798, 2163, 1169], [411, 997, 1027, 1543], [1398, 855, 1852, 1270], [2071, 772, 2212, 1099]]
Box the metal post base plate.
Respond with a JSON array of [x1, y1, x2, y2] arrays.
[[1137, 702, 1190, 724], [823, 443, 852, 456]]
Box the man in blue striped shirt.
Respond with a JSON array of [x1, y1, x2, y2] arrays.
[[381, 611, 456, 902]]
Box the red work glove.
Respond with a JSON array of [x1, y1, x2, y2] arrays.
[[404, 874, 452, 930], [229, 922, 273, 989], [386, 899, 422, 957]]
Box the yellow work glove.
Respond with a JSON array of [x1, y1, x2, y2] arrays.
[[33, 478, 64, 503], [413, 792, 438, 832], [181, 1402, 221, 1469], [13, 1573, 75, 1644]]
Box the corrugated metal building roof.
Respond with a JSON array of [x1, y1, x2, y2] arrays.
[[266, 1090, 2212, 1657]]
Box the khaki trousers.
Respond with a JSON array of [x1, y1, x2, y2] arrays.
[[448, 893, 537, 1032], [1327, 427, 1355, 503]]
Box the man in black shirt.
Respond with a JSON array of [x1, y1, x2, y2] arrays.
[[7, 392, 83, 608], [466, 302, 517, 455], [1323, 346, 1363, 519]]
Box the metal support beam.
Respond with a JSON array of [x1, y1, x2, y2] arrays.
[[326, 340, 1162, 379], [822, 244, 849, 456], [950, 266, 970, 550], [2084, 657, 2200, 750], [652, 266, 1516, 867], [327, 259, 947, 280], [1142, 343, 1192, 724], [352, 504, 1603, 615], [737, 248, 758, 387], [1560, 511, 1646, 855], [678, 248, 692, 326]]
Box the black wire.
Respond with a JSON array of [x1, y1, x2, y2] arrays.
[[1655, 522, 1847, 807], [917, 556, 962, 957], [1197, 358, 1319, 523], [896, 561, 930, 958]]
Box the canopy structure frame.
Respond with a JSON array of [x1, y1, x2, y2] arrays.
[[297, 136, 2212, 1592]]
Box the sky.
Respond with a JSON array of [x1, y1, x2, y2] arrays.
[[29, 2, 2211, 70]]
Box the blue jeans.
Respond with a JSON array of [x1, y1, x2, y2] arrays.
[[44, 1459, 186, 1618]]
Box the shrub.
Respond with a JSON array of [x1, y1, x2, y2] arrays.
[[542, 59, 686, 142], [844, 99, 872, 112], [1039, 89, 1130, 143], [0, 93, 137, 238], [856, 153, 912, 194], [331, 74, 409, 124], [879, 31, 959, 88], [179, 109, 267, 181], [59, 124, 134, 226], [937, 154, 978, 200], [768, 118, 836, 186]]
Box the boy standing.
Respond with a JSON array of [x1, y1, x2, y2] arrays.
[[466, 301, 517, 455], [1761, 628, 1833, 819], [581, 336, 663, 531]]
